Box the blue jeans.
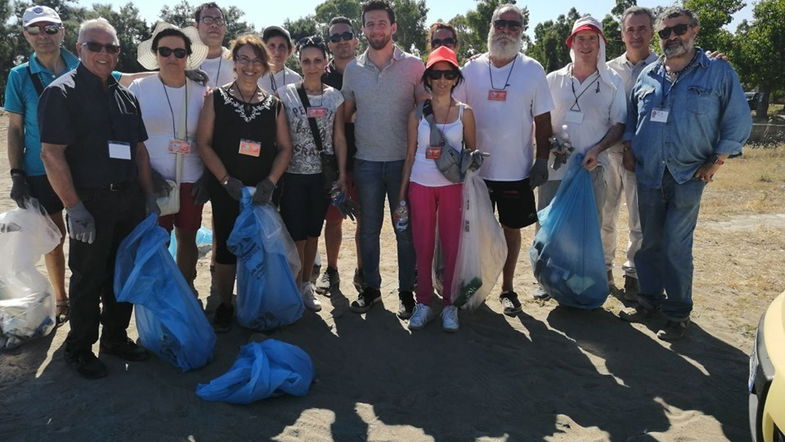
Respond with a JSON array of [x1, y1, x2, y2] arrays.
[[354, 159, 416, 291], [635, 171, 705, 321]]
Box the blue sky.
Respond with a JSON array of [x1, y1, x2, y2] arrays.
[[95, 0, 753, 38]]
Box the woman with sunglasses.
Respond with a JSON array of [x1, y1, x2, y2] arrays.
[[196, 34, 293, 332], [277, 36, 349, 312], [398, 46, 476, 332], [129, 23, 209, 293]]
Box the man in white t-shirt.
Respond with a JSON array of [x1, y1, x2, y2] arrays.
[[194, 2, 234, 88], [259, 25, 302, 94], [453, 3, 554, 316]]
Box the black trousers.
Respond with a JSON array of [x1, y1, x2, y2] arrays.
[[65, 186, 144, 353]]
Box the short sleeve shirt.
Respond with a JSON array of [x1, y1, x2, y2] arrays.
[[199, 47, 235, 89], [258, 66, 302, 94]]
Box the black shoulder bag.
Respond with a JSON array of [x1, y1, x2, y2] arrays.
[[296, 83, 338, 191]]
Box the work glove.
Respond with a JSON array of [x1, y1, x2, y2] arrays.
[[0, 222, 21, 233], [463, 150, 487, 173], [151, 169, 173, 197], [185, 69, 209, 87], [10, 174, 31, 209], [191, 173, 211, 205], [222, 176, 244, 201], [529, 159, 549, 189], [145, 194, 160, 216], [253, 178, 275, 205], [333, 192, 360, 221], [66, 202, 96, 244]]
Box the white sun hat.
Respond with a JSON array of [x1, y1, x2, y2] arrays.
[[137, 22, 208, 70]]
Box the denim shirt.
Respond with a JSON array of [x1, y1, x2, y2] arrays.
[[623, 49, 751, 188]]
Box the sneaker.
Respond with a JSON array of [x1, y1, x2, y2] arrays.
[[499, 291, 522, 316], [353, 268, 364, 293], [65, 349, 107, 379], [315, 267, 340, 295], [408, 303, 436, 330], [397, 290, 416, 319], [619, 304, 657, 323], [441, 305, 459, 332], [532, 285, 551, 300], [302, 282, 322, 312], [350, 287, 381, 313], [213, 302, 234, 333], [657, 319, 690, 341], [623, 276, 639, 302], [99, 338, 149, 362]]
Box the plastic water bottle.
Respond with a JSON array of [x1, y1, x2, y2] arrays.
[[394, 201, 409, 232]]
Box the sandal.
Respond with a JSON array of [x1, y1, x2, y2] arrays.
[[56, 300, 70, 325]]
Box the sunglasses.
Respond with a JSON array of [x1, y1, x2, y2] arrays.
[[493, 19, 522, 31], [657, 23, 693, 39], [427, 69, 459, 80], [157, 46, 187, 58], [329, 31, 354, 43], [80, 41, 121, 54], [200, 16, 224, 26], [431, 37, 456, 48], [24, 24, 62, 35]]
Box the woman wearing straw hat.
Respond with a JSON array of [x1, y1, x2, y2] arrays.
[[129, 22, 209, 293]]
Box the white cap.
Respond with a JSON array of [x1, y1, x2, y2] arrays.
[[22, 5, 62, 27]]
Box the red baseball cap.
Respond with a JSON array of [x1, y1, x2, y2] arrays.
[[426, 46, 460, 70], [566, 15, 607, 48]]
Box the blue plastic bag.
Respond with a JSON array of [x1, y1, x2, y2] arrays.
[[115, 214, 216, 371], [168, 226, 212, 257], [227, 189, 303, 331], [196, 339, 314, 404], [529, 155, 609, 309]]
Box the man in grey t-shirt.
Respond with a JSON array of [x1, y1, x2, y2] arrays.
[[341, 0, 426, 318]]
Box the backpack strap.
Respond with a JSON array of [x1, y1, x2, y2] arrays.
[[26, 64, 45, 97], [296, 82, 324, 153]]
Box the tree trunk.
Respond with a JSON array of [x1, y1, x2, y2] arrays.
[[756, 88, 770, 119]]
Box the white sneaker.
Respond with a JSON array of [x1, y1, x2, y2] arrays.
[[441, 305, 459, 332], [408, 303, 435, 330], [301, 282, 322, 312]]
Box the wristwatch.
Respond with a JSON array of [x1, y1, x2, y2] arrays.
[[10, 168, 26, 177]]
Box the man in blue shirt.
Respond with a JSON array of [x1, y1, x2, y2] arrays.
[[620, 7, 751, 341]]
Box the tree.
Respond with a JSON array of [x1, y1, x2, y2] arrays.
[[527, 7, 581, 73], [683, 0, 744, 53], [390, 0, 428, 55], [314, 0, 362, 30], [159, 0, 255, 47], [90, 3, 150, 72], [602, 14, 624, 60]]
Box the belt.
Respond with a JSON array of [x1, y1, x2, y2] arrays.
[[78, 181, 134, 193]]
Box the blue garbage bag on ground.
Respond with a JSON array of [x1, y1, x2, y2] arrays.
[[227, 189, 303, 331], [529, 154, 609, 309], [115, 214, 216, 371], [196, 339, 314, 404]]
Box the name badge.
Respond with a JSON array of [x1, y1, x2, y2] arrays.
[[108, 141, 131, 160], [238, 139, 261, 157], [168, 139, 191, 154], [425, 146, 442, 160], [487, 90, 507, 101], [565, 110, 584, 124], [650, 108, 670, 123], [306, 107, 328, 118]]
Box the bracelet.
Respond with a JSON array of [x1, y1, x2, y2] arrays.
[[10, 168, 26, 177], [219, 174, 229, 186]]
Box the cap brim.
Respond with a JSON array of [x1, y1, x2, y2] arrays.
[[24, 17, 62, 26]]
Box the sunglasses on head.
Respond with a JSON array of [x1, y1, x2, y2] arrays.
[[657, 23, 692, 39], [80, 41, 120, 54], [493, 19, 522, 31], [157, 46, 187, 59], [427, 69, 459, 80], [24, 24, 62, 35], [431, 37, 456, 48], [329, 31, 354, 43]]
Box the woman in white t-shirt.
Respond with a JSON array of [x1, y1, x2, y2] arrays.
[[259, 25, 302, 94], [278, 36, 349, 312], [398, 46, 477, 332], [131, 23, 208, 292]]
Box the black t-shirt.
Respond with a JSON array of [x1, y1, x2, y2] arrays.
[[38, 63, 147, 189], [322, 61, 356, 172]]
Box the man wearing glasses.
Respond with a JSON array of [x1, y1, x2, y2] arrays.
[[194, 2, 234, 88], [620, 8, 751, 341], [453, 3, 554, 316], [38, 18, 158, 378]]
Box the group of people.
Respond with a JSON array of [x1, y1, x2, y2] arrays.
[[4, 0, 751, 379]]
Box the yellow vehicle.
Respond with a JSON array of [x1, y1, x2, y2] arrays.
[[750, 290, 785, 442]]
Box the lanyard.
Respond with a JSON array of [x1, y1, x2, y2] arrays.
[[488, 55, 517, 91], [269, 68, 286, 91], [569, 69, 600, 112], [658, 51, 699, 107], [212, 55, 223, 88], [161, 77, 188, 139]]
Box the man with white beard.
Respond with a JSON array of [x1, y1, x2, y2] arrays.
[[454, 3, 554, 316]]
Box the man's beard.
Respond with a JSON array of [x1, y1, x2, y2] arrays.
[[368, 33, 391, 50], [488, 29, 522, 60], [662, 38, 693, 58]]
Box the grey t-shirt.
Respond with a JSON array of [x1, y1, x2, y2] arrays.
[[341, 46, 425, 162]]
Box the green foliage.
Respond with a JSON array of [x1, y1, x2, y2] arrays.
[[602, 14, 625, 60], [527, 7, 580, 73], [90, 3, 151, 72], [315, 0, 362, 30], [390, 0, 428, 55], [683, 0, 743, 53], [159, 1, 254, 47]]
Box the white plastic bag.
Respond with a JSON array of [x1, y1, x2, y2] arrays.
[[451, 170, 507, 309], [0, 199, 61, 350]]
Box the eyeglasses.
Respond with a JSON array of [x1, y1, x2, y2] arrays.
[[235, 55, 266, 66], [329, 31, 354, 43], [24, 24, 62, 35], [657, 23, 693, 39], [157, 47, 187, 58], [493, 19, 522, 31], [431, 37, 456, 48], [80, 41, 120, 54], [200, 16, 224, 26], [427, 69, 459, 80]]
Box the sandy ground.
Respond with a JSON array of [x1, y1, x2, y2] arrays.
[[1, 111, 783, 441]]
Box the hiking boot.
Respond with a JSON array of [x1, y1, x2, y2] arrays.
[[408, 303, 436, 330], [623, 276, 640, 302], [213, 302, 234, 333], [315, 266, 340, 295], [532, 285, 551, 300], [100, 338, 150, 362], [397, 290, 416, 319], [441, 305, 459, 332], [350, 287, 382, 313], [353, 268, 364, 293], [499, 291, 522, 316], [65, 349, 107, 379], [302, 282, 322, 312], [619, 304, 657, 323], [657, 319, 690, 341]]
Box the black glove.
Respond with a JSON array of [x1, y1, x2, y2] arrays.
[[338, 196, 360, 221], [151, 169, 173, 197], [66, 202, 96, 244], [191, 173, 210, 205], [145, 194, 161, 215], [529, 159, 549, 189], [253, 178, 275, 205], [222, 176, 244, 201], [185, 69, 209, 87], [10, 174, 31, 209]]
